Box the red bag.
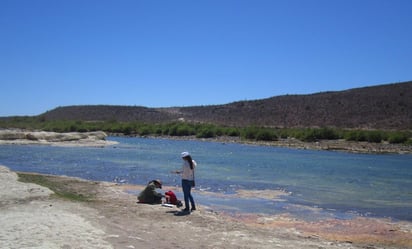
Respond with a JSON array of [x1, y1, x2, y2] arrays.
[[165, 190, 178, 205]]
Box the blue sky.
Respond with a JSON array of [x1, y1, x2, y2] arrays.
[[1, 0, 411, 116]]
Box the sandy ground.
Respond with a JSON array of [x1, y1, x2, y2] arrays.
[[0, 166, 112, 249], [1, 165, 411, 249]]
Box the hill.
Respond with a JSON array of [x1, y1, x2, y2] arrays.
[[39, 81, 412, 130]]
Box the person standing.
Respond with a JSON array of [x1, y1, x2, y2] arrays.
[[173, 151, 196, 212]]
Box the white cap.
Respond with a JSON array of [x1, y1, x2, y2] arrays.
[[181, 151, 190, 158]]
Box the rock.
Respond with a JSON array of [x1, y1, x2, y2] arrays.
[[0, 129, 27, 140], [0, 129, 117, 147]]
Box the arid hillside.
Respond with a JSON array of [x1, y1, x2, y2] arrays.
[[39, 81, 412, 130]]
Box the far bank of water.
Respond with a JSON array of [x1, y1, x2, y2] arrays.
[[0, 136, 411, 221]]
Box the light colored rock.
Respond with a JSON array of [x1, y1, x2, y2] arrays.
[[0, 165, 113, 249], [0, 129, 117, 147]]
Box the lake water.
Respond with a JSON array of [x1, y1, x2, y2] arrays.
[[1, 137, 411, 221]]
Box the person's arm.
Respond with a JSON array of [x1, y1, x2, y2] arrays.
[[153, 190, 163, 198], [171, 165, 184, 174]]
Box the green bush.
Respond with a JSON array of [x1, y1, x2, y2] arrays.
[[255, 129, 277, 141], [387, 132, 409, 144], [138, 125, 153, 136], [196, 128, 216, 138], [365, 131, 383, 143], [343, 130, 388, 143], [241, 127, 258, 140], [225, 127, 240, 137], [344, 130, 366, 142], [239, 127, 278, 141]]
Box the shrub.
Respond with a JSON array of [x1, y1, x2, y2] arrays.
[[343, 130, 386, 143], [138, 126, 153, 136], [241, 127, 258, 140], [196, 128, 216, 138], [255, 129, 277, 141], [317, 127, 341, 140], [225, 127, 240, 137], [344, 130, 367, 142], [388, 132, 410, 144], [299, 129, 317, 142], [365, 131, 384, 143]]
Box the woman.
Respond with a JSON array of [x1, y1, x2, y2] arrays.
[[173, 151, 196, 212]]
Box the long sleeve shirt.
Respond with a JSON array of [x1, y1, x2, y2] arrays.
[[181, 160, 196, 181], [137, 182, 162, 203]]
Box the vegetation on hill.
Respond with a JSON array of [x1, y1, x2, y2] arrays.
[[0, 81, 411, 146], [34, 81, 412, 130]]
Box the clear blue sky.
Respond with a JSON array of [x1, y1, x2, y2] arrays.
[[1, 0, 411, 116]]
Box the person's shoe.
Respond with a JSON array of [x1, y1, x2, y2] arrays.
[[182, 208, 190, 212], [176, 201, 183, 208], [191, 207, 196, 211]]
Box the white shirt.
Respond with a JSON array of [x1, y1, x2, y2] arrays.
[[181, 159, 196, 181]]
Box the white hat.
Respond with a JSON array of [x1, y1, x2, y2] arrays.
[[181, 151, 190, 158]]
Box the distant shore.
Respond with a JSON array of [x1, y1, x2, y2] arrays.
[[0, 129, 410, 154], [122, 134, 412, 155], [237, 137, 412, 154], [0, 129, 412, 154]]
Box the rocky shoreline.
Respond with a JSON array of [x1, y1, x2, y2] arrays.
[[0, 129, 411, 154], [243, 137, 412, 154], [135, 134, 412, 155], [0, 129, 118, 147]]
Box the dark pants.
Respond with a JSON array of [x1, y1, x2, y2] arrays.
[[182, 179, 195, 210], [153, 195, 162, 204]]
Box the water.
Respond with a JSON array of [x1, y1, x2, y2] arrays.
[[1, 136, 411, 221]]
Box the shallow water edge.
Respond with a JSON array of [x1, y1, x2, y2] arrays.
[[11, 168, 412, 249]]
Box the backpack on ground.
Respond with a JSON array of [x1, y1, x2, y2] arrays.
[[165, 190, 183, 207]]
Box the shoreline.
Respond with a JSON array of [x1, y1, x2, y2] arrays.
[[0, 129, 118, 147], [0, 129, 410, 154], [1, 165, 411, 248], [125, 134, 412, 155]]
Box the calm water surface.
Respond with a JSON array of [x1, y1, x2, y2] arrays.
[[1, 137, 411, 221]]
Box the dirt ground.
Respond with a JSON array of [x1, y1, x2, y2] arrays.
[[1, 165, 411, 249]]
